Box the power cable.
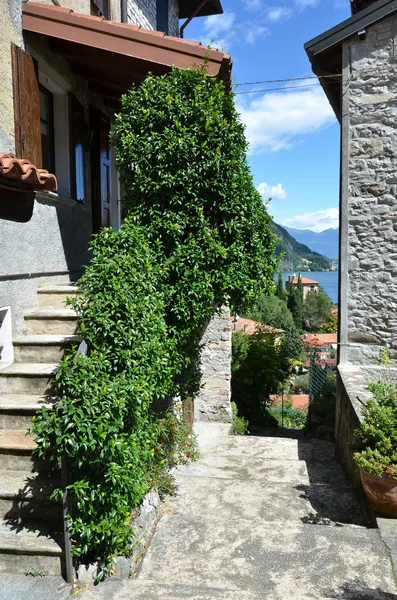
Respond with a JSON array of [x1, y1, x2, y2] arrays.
[[234, 83, 322, 95], [235, 74, 342, 87]]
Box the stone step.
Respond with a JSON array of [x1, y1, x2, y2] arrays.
[[13, 334, 80, 363], [24, 310, 78, 335], [92, 580, 358, 600], [137, 514, 397, 598], [0, 394, 56, 430], [0, 519, 64, 576], [0, 471, 61, 521], [166, 475, 370, 527], [0, 363, 58, 395], [0, 429, 55, 472], [37, 284, 81, 310]]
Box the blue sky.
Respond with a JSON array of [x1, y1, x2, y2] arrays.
[[185, 0, 351, 231]]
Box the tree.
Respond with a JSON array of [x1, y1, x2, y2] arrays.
[[275, 272, 285, 301], [287, 275, 303, 330], [247, 293, 302, 361], [231, 330, 290, 425], [113, 67, 278, 401], [322, 312, 338, 334], [303, 287, 332, 331]]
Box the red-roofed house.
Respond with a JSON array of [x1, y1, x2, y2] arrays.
[[286, 275, 319, 299], [303, 333, 337, 360], [231, 317, 284, 341]]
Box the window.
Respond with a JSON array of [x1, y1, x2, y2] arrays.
[[39, 85, 55, 174], [69, 95, 86, 203], [157, 0, 169, 34], [91, 0, 110, 19]]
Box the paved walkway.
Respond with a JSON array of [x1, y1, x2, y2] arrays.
[[84, 422, 397, 600]]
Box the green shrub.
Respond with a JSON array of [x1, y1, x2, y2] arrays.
[[32, 221, 197, 572], [267, 407, 308, 430], [231, 329, 292, 425], [113, 68, 278, 403], [353, 380, 397, 479], [32, 67, 278, 574], [231, 402, 249, 435]]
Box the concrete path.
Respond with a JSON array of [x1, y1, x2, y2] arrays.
[[84, 422, 397, 600]]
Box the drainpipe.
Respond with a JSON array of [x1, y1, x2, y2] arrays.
[[121, 0, 127, 23], [180, 0, 209, 38]]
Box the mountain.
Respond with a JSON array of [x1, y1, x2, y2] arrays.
[[272, 223, 332, 272], [282, 226, 339, 259]]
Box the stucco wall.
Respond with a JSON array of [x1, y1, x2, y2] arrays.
[[0, 3, 97, 336], [0, 194, 92, 335], [127, 0, 179, 36], [341, 14, 397, 365], [195, 308, 232, 422]]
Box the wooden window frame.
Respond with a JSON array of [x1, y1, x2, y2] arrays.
[[39, 84, 55, 175]]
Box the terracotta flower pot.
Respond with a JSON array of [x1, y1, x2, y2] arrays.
[[360, 468, 397, 517]]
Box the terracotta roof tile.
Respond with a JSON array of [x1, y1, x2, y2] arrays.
[[304, 333, 337, 345], [231, 317, 284, 336], [287, 277, 319, 285], [0, 153, 57, 192]]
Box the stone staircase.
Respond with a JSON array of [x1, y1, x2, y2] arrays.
[[0, 283, 80, 576]]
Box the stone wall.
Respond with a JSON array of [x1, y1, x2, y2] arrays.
[[341, 14, 397, 365], [127, 0, 179, 36], [195, 308, 232, 422]]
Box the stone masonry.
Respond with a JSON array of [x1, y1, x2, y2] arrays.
[[341, 14, 397, 365], [127, 0, 179, 36], [195, 308, 232, 422]]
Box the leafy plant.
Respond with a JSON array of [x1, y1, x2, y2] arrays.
[[353, 353, 397, 479], [231, 401, 249, 435], [32, 67, 278, 574], [231, 328, 293, 425], [31, 222, 196, 573]]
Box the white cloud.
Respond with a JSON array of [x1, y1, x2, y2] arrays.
[[257, 182, 287, 200], [236, 84, 336, 154], [243, 0, 263, 12], [295, 0, 319, 7], [282, 208, 339, 232], [246, 24, 269, 44], [202, 11, 236, 39], [267, 6, 293, 22]]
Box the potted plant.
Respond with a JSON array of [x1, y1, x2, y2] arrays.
[[352, 372, 397, 517]]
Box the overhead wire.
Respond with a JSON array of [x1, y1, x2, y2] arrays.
[[233, 74, 342, 95], [234, 74, 342, 87], [235, 83, 322, 95]]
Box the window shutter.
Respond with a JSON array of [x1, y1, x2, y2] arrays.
[[69, 94, 86, 202], [11, 43, 42, 168], [157, 0, 169, 34]]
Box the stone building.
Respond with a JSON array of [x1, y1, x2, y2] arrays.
[[305, 0, 397, 485], [286, 275, 319, 299], [0, 0, 231, 578]]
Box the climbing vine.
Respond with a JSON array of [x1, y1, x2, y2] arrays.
[[31, 67, 277, 574]]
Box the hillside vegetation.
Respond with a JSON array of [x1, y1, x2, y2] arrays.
[[273, 222, 331, 271]]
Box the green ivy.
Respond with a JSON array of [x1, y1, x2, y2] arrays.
[[32, 67, 277, 573], [113, 67, 278, 401]]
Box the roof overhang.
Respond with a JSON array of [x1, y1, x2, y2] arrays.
[[22, 3, 232, 105], [304, 0, 397, 121], [179, 0, 223, 19]]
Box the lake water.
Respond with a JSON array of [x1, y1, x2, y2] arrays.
[[280, 271, 339, 304]]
